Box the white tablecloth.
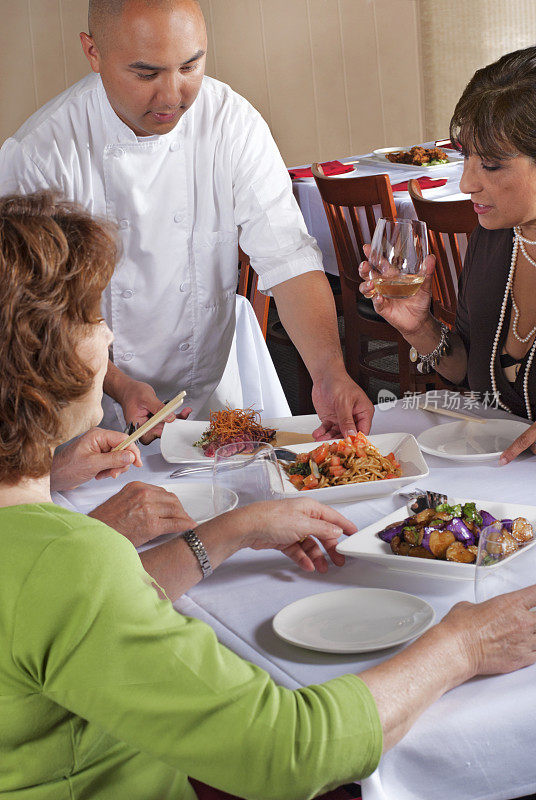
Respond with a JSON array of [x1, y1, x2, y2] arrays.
[[293, 151, 466, 275], [62, 398, 536, 800]]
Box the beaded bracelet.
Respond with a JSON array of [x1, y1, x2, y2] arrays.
[[409, 322, 451, 374]]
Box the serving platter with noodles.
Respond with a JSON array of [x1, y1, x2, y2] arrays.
[[279, 432, 428, 504]]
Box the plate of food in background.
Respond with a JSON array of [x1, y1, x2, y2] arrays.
[[337, 496, 536, 579], [279, 432, 428, 503], [370, 145, 463, 169]]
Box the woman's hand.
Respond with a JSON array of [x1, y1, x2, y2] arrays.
[[440, 586, 536, 677], [51, 428, 143, 491], [359, 245, 436, 337], [235, 499, 357, 573], [118, 378, 192, 444], [499, 421, 536, 465], [89, 482, 195, 547]]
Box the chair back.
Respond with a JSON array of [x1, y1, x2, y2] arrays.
[[312, 165, 397, 292], [408, 180, 478, 327], [237, 247, 270, 339]]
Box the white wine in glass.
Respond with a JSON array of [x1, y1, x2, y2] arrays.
[[368, 218, 428, 298]]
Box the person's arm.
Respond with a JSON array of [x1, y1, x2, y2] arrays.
[[271, 271, 374, 437], [103, 360, 192, 443], [139, 498, 353, 600], [359, 249, 468, 385], [359, 587, 536, 752], [230, 106, 372, 438]]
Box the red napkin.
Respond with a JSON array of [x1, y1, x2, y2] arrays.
[[289, 160, 354, 180], [391, 176, 448, 192]]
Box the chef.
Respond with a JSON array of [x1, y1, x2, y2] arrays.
[[0, 0, 373, 441]]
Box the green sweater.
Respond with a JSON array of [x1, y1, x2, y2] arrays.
[[0, 504, 382, 799]]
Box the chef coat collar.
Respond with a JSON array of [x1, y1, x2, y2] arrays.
[[96, 75, 186, 148]]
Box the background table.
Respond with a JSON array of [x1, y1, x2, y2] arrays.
[[62, 399, 536, 800], [293, 149, 466, 275]]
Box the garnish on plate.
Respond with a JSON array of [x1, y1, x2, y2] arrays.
[[194, 406, 276, 457]]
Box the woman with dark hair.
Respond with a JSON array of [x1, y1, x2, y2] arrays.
[[2, 191, 536, 800], [359, 46, 536, 463]]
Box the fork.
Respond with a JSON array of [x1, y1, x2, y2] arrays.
[[168, 447, 297, 478]]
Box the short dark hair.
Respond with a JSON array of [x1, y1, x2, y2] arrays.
[[0, 192, 116, 483], [450, 46, 536, 162]]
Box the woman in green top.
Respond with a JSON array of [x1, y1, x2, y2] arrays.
[[2, 192, 536, 800]]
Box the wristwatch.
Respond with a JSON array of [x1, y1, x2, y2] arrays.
[[183, 529, 213, 579]]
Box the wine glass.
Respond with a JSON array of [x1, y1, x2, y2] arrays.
[[368, 217, 428, 298], [212, 441, 285, 513], [474, 520, 536, 603]]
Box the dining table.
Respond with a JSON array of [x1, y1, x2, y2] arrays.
[[59, 393, 536, 800], [292, 145, 467, 275]]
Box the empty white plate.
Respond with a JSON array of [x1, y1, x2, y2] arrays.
[[416, 419, 530, 461], [272, 587, 435, 653]]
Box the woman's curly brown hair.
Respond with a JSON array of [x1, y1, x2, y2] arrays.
[[0, 192, 117, 484]]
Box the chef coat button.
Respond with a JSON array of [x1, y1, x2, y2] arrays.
[[179, 343, 190, 352], [118, 219, 130, 229], [170, 141, 181, 152], [122, 352, 134, 361], [179, 282, 189, 293], [122, 289, 134, 299], [174, 213, 183, 224], [113, 148, 125, 158]]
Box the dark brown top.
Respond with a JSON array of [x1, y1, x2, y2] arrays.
[[455, 225, 536, 419]]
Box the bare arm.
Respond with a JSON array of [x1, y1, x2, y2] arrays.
[[140, 499, 354, 601], [271, 271, 374, 437], [359, 587, 536, 752]]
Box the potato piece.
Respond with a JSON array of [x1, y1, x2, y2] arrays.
[[390, 535, 412, 556], [408, 545, 436, 560], [428, 529, 456, 559], [511, 517, 534, 543], [467, 545, 478, 557], [403, 526, 423, 546], [414, 508, 437, 524], [446, 542, 475, 563], [499, 531, 519, 556]]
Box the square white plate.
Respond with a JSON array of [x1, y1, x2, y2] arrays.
[[336, 496, 536, 580], [281, 432, 428, 503]]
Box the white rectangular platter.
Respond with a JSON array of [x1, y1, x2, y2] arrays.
[[336, 496, 536, 580], [281, 432, 428, 504]]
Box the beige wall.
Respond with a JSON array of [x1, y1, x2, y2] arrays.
[[418, 0, 536, 140], [0, 0, 425, 165]]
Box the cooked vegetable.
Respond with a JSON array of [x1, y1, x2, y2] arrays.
[[428, 529, 456, 558], [461, 502, 483, 526], [446, 542, 476, 563], [378, 522, 405, 543], [194, 406, 276, 456], [445, 517, 475, 547], [511, 517, 533, 543], [480, 510, 497, 528]]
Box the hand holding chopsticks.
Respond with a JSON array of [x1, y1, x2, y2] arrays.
[[113, 390, 186, 451]]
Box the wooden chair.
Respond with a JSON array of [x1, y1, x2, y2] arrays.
[[237, 246, 270, 338], [312, 164, 427, 394], [408, 180, 478, 328]]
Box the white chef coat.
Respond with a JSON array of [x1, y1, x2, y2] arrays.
[[0, 73, 323, 422]]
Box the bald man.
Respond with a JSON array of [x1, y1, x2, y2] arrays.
[[0, 0, 373, 440]]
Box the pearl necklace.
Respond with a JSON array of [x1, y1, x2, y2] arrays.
[[489, 231, 536, 421], [511, 290, 536, 343]]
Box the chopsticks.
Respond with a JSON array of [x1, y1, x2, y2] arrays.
[[418, 403, 486, 424], [112, 390, 186, 451]]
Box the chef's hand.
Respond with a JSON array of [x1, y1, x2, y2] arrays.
[[88, 481, 196, 548], [499, 421, 536, 465], [51, 428, 143, 492], [118, 378, 192, 444], [311, 367, 374, 439]]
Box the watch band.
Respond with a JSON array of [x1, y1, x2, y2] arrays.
[[183, 529, 213, 579]]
